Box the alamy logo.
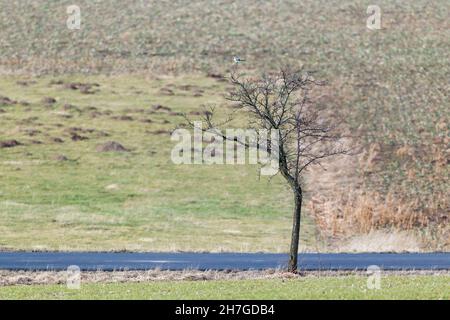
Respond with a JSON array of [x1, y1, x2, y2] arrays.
[[367, 265, 381, 290], [171, 121, 280, 176], [367, 5, 381, 30], [67, 5, 81, 30], [66, 265, 81, 289]]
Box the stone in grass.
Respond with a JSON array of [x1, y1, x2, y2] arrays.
[[96, 141, 129, 153]]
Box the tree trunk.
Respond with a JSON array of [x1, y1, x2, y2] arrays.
[[288, 187, 302, 272]]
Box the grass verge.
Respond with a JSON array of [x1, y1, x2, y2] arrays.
[[0, 275, 448, 299]]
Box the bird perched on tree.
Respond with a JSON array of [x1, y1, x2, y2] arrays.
[[233, 56, 245, 64]]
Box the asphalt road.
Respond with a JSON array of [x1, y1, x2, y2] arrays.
[[0, 252, 449, 271]]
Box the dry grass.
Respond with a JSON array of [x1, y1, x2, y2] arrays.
[[1, 269, 448, 287], [306, 143, 449, 251], [336, 230, 421, 252], [311, 190, 434, 235]]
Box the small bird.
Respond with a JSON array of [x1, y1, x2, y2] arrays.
[[233, 56, 245, 64]]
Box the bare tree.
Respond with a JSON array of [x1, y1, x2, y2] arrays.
[[185, 67, 347, 272]]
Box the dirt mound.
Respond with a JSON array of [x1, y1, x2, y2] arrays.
[[51, 137, 64, 143], [123, 108, 145, 114], [49, 79, 64, 85], [53, 154, 68, 162], [0, 140, 21, 148], [89, 111, 103, 118], [207, 72, 225, 80], [70, 133, 88, 141], [152, 104, 172, 112], [23, 129, 41, 136], [42, 97, 57, 105], [83, 106, 99, 112], [0, 96, 17, 106], [148, 129, 170, 136], [111, 115, 134, 121], [62, 104, 81, 112], [65, 127, 95, 134], [96, 141, 129, 152], [178, 84, 195, 91], [64, 82, 100, 94], [158, 88, 175, 96]]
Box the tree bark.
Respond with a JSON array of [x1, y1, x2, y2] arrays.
[[288, 186, 302, 272]]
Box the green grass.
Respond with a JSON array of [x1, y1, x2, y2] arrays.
[[0, 276, 448, 299], [0, 75, 319, 252]]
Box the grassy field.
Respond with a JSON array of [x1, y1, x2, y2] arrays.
[[0, 0, 448, 252], [0, 275, 448, 299], [0, 75, 320, 252]]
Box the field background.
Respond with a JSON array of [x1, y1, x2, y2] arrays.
[[0, 0, 448, 252]]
